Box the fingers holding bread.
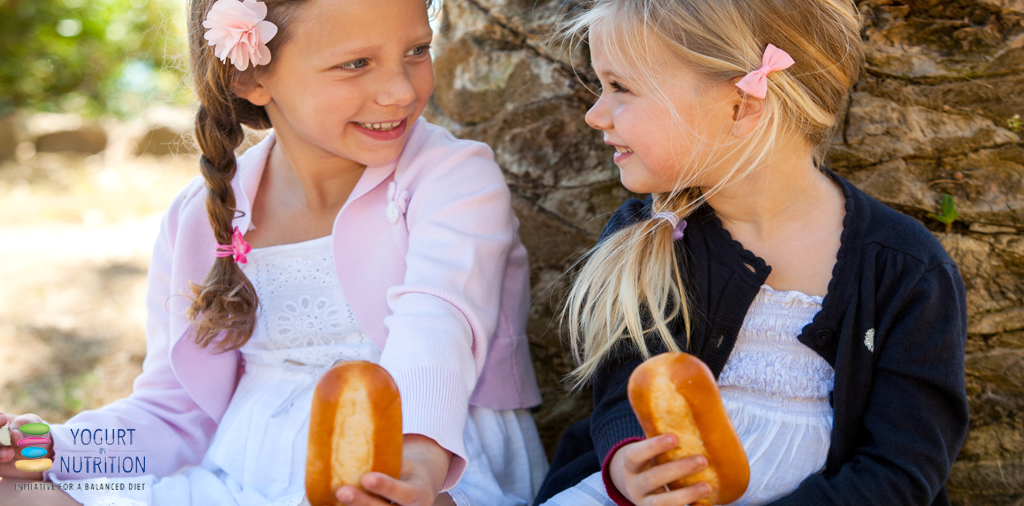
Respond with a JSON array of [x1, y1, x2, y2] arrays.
[[627, 352, 749, 505]]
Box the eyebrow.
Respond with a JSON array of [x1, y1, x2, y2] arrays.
[[324, 30, 434, 60], [593, 67, 624, 80]]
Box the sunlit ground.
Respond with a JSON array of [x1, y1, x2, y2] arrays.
[[0, 137, 199, 425]]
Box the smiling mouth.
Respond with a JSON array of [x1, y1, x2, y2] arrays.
[[614, 146, 634, 154], [355, 120, 404, 131]]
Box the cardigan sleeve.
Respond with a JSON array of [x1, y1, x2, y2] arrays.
[[377, 142, 519, 491], [44, 184, 220, 481], [767, 262, 970, 506]]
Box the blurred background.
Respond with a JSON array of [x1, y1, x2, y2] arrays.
[[0, 0, 198, 436], [1, 0, 1023, 504]]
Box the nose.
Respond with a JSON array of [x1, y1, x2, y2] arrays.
[[375, 63, 417, 108], [585, 96, 612, 131]]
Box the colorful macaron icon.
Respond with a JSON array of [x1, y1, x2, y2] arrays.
[[11, 422, 53, 472], [18, 423, 50, 436], [21, 447, 48, 459]]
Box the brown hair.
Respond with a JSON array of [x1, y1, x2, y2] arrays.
[[184, 0, 311, 352], [558, 0, 864, 387]]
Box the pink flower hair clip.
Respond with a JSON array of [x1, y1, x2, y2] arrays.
[[735, 44, 795, 99], [203, 0, 279, 71], [215, 226, 252, 264]]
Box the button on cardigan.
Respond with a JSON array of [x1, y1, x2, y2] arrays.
[[535, 168, 969, 506]]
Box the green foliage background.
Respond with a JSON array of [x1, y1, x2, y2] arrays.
[[0, 0, 189, 117]]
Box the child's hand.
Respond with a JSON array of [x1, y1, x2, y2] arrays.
[[335, 434, 454, 506], [0, 411, 55, 480], [608, 434, 713, 506]]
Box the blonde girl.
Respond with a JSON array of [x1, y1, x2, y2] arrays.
[[534, 0, 969, 505], [0, 0, 548, 505]]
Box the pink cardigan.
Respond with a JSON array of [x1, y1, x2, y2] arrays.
[[43, 118, 540, 490]]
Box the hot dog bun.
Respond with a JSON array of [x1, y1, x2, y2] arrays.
[[305, 361, 402, 506], [628, 352, 749, 505]]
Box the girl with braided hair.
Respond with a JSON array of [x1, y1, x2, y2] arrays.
[[0, 0, 546, 504]]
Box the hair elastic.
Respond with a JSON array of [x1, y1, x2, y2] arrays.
[[651, 211, 687, 240], [215, 226, 252, 264], [735, 44, 795, 99]]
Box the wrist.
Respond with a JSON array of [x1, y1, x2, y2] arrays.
[[602, 437, 645, 506], [403, 434, 452, 492]]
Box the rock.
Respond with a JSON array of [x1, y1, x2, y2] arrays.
[[133, 106, 196, 156], [0, 114, 19, 160], [134, 126, 192, 156], [34, 126, 108, 155], [948, 459, 1024, 505], [831, 93, 1018, 169]]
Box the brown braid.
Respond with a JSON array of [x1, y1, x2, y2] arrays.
[[184, 0, 309, 352]]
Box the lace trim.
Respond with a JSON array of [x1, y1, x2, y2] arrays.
[[719, 286, 833, 399]]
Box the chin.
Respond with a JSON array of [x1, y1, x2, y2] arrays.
[[619, 173, 654, 195]]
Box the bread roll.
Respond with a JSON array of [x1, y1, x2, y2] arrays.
[[628, 352, 749, 505], [305, 361, 403, 506]]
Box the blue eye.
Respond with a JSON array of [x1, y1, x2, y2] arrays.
[[408, 45, 431, 56], [340, 58, 368, 70]]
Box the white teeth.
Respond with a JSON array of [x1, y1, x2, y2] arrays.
[[358, 121, 402, 131], [615, 146, 633, 154]]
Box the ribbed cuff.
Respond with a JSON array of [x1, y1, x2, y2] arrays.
[[601, 437, 645, 506], [390, 365, 470, 491]]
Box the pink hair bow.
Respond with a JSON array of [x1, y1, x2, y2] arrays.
[[735, 44, 795, 99], [203, 0, 278, 71], [215, 226, 252, 264]]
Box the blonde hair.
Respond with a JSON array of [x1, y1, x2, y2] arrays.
[[559, 0, 864, 388]]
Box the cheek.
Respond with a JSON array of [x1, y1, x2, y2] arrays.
[[412, 63, 435, 102]]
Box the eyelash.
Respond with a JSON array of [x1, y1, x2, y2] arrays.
[[609, 81, 630, 93], [337, 45, 431, 70]]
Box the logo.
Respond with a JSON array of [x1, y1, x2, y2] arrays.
[[14, 422, 53, 472]]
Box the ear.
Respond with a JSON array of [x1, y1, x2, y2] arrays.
[[235, 80, 272, 107], [728, 79, 764, 138]]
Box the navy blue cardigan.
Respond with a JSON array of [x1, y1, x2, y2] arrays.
[[535, 169, 970, 506]]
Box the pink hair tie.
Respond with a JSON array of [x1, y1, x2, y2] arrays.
[[215, 226, 252, 264], [735, 44, 795, 99], [203, 0, 278, 72], [651, 211, 687, 240]]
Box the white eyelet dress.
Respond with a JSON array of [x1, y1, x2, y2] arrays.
[[539, 285, 833, 506], [716, 285, 833, 505], [51, 235, 548, 506]]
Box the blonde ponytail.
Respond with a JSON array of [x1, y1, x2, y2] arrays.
[[563, 189, 699, 389]]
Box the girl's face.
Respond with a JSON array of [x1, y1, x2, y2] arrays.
[[585, 25, 740, 194], [242, 0, 435, 168]]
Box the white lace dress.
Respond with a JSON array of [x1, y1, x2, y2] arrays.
[[540, 285, 833, 506], [50, 235, 548, 506]]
